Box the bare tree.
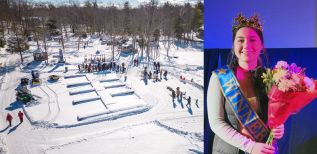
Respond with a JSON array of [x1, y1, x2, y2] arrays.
[[0, 0, 201, 63], [160, 2, 175, 58], [142, 0, 158, 66]]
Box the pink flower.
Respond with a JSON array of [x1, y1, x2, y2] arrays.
[[291, 74, 301, 85], [275, 61, 289, 69], [264, 61, 315, 93], [304, 77, 315, 92]]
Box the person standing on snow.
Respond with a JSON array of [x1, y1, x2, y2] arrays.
[[153, 62, 157, 71], [157, 62, 160, 72], [180, 91, 183, 102], [160, 69, 163, 80], [176, 87, 180, 100], [149, 71, 152, 79], [196, 99, 199, 107], [171, 90, 176, 102], [6, 113, 13, 127], [186, 96, 191, 108], [18, 111, 24, 123], [163, 70, 168, 79]]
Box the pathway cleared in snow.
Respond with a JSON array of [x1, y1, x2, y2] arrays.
[[0, 38, 203, 154]]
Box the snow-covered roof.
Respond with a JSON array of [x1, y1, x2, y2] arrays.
[[33, 48, 44, 53]]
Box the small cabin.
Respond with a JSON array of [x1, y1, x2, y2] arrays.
[[33, 48, 48, 61]]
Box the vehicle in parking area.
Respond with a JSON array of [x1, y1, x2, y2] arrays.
[[101, 40, 107, 45], [16, 86, 34, 104], [107, 40, 119, 46], [49, 75, 60, 81]]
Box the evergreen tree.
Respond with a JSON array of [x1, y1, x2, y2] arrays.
[[0, 27, 5, 47], [93, 1, 98, 8], [0, 37, 5, 48], [192, 2, 204, 39], [46, 18, 59, 36], [174, 16, 184, 40], [84, 1, 92, 8], [6, 36, 29, 57], [138, 35, 146, 58], [123, 1, 132, 35]]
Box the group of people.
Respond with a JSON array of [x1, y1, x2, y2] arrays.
[[143, 61, 164, 82], [153, 61, 161, 73], [84, 57, 106, 64], [167, 86, 198, 108], [6, 111, 24, 127], [143, 66, 168, 82], [78, 60, 126, 74]]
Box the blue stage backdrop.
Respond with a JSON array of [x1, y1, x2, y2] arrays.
[[204, 48, 317, 154], [205, 0, 317, 49]]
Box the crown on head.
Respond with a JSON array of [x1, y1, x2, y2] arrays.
[[232, 13, 263, 32]]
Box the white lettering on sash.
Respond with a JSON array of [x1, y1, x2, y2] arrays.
[[223, 78, 238, 93]]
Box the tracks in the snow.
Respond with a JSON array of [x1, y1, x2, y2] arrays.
[[38, 85, 60, 123]]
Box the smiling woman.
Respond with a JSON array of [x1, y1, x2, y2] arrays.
[[233, 27, 263, 70], [206, 14, 285, 154]]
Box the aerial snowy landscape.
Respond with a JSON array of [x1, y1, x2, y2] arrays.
[[0, 34, 203, 154]]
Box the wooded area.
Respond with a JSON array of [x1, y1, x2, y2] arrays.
[[0, 0, 203, 62]]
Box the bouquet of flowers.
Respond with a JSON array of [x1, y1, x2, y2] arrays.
[[262, 61, 317, 145]]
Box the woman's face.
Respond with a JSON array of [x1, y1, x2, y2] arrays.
[[234, 27, 263, 70]]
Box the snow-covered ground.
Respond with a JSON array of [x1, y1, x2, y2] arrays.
[[0, 36, 203, 154]]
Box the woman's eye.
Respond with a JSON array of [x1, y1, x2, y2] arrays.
[[238, 40, 244, 43]]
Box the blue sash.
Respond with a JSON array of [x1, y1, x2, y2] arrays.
[[214, 66, 269, 142]]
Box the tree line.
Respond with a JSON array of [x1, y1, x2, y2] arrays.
[[0, 0, 203, 63]]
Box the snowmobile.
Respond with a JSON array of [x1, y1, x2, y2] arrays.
[[16, 86, 34, 104], [20, 78, 29, 86], [31, 70, 41, 85], [49, 75, 60, 81], [32, 78, 41, 85]]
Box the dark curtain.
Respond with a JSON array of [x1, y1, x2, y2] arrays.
[[204, 48, 317, 154]]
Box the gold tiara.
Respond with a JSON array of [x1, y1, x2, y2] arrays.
[[232, 13, 263, 32]]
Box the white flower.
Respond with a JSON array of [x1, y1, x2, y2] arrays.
[[278, 78, 296, 92], [273, 69, 287, 83], [275, 61, 289, 69]]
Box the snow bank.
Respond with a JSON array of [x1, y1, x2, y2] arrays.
[[76, 103, 149, 121], [99, 78, 119, 82], [64, 74, 86, 79], [103, 83, 126, 89], [110, 89, 134, 97], [69, 87, 95, 95], [66, 81, 91, 88], [72, 96, 101, 105], [57, 106, 150, 128]]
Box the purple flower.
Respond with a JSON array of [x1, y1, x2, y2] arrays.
[[289, 63, 302, 74]]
